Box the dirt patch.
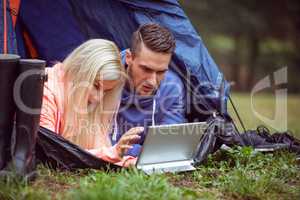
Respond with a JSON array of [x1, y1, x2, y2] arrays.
[[166, 172, 198, 188], [166, 172, 233, 200]]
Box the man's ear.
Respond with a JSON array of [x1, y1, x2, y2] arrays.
[[125, 49, 133, 66]]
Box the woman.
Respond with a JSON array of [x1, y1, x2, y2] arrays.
[[40, 39, 143, 166]]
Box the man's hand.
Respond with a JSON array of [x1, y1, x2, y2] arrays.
[[116, 127, 144, 157]]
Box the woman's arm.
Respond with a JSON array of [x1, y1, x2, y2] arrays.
[[87, 127, 144, 167]]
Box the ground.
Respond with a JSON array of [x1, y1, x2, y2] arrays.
[[1, 93, 299, 200]]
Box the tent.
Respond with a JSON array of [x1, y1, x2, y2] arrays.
[[4, 0, 231, 121], [1, 0, 234, 169]]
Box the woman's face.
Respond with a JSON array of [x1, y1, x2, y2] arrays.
[[88, 79, 119, 105]]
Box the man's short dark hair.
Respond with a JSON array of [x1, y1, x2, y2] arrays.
[[130, 23, 176, 55]]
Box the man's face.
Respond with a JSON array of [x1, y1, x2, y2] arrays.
[[125, 45, 171, 96]]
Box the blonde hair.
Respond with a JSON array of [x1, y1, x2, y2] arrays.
[[61, 39, 125, 149]]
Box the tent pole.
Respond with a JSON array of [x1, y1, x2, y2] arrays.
[[229, 95, 247, 133]]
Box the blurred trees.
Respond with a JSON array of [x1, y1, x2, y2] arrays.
[[180, 0, 300, 92]]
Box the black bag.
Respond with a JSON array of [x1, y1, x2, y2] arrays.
[[36, 126, 120, 171], [194, 116, 300, 165]]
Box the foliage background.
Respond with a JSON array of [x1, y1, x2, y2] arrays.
[[180, 0, 300, 93]]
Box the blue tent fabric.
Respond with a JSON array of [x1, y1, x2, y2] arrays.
[[0, 0, 18, 54], [16, 0, 230, 120], [68, 0, 138, 51], [16, 0, 86, 62]]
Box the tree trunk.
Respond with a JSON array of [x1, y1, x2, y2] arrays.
[[246, 35, 259, 91], [232, 34, 243, 91]]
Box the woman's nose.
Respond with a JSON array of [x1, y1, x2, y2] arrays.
[[90, 89, 104, 104]]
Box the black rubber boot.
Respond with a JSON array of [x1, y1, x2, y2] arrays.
[[0, 54, 20, 170], [11, 59, 46, 180]]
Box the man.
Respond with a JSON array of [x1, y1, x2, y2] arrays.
[[112, 23, 186, 156]]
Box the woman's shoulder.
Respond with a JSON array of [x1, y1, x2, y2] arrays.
[[46, 62, 63, 79], [45, 63, 64, 91], [44, 63, 64, 111]]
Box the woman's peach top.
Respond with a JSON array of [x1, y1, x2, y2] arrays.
[[39, 63, 136, 167]]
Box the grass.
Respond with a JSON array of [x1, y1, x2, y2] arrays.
[[1, 93, 299, 200], [193, 148, 300, 200]]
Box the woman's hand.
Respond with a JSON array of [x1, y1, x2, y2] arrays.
[[115, 127, 144, 157]]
